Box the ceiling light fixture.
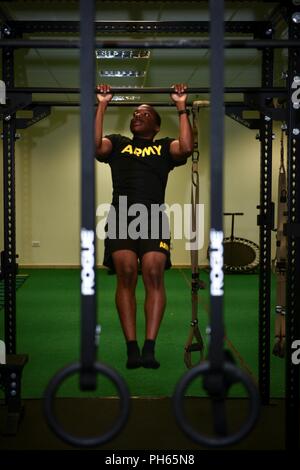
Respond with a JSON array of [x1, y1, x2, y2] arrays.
[[100, 70, 146, 78], [95, 50, 150, 60]]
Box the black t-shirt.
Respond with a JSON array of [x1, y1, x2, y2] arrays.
[[96, 134, 187, 207]]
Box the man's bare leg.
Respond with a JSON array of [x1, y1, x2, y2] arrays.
[[141, 251, 167, 368], [112, 250, 141, 368]]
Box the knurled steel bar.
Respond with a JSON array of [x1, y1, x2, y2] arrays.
[[0, 38, 299, 49], [19, 100, 258, 107], [26, 101, 192, 107], [6, 86, 287, 94], [2, 47, 17, 354], [49, 0, 279, 2], [258, 37, 273, 406], [5, 20, 271, 35], [286, 11, 300, 451]]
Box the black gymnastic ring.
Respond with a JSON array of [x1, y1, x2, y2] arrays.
[[44, 362, 130, 448], [173, 361, 260, 447]]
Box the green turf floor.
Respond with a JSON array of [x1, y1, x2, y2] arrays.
[[0, 268, 284, 399]]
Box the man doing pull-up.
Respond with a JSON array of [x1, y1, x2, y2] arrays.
[[95, 83, 193, 369]]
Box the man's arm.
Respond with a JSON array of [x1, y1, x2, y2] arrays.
[[169, 83, 194, 161], [95, 84, 113, 158]]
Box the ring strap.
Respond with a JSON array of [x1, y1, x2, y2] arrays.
[[184, 104, 205, 368]]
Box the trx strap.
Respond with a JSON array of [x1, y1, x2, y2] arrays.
[[273, 126, 287, 358], [184, 102, 208, 368]]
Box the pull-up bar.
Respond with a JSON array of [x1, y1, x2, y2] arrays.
[[0, 38, 299, 49], [6, 86, 286, 94], [29, 101, 195, 108]]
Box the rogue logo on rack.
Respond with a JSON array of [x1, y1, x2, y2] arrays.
[[81, 228, 95, 296], [292, 340, 300, 365], [0, 80, 5, 105], [0, 340, 5, 365], [291, 75, 300, 110]]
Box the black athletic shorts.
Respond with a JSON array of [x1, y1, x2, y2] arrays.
[[102, 207, 172, 273]]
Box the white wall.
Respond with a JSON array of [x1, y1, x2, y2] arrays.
[[0, 107, 284, 267]]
